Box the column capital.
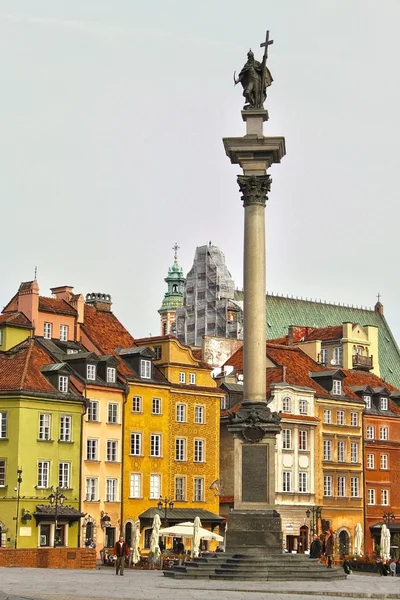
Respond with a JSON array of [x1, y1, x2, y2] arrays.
[[237, 174, 272, 207]]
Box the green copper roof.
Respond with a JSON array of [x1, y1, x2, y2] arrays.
[[159, 258, 185, 313], [234, 292, 400, 388]]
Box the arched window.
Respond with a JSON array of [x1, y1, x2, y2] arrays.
[[338, 530, 350, 557], [125, 522, 132, 547], [86, 522, 94, 542]]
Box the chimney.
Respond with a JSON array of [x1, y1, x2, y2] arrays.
[[85, 292, 112, 312], [375, 301, 384, 316], [51, 286, 74, 302], [17, 280, 39, 328]]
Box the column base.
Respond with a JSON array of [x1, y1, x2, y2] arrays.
[[226, 509, 282, 555]]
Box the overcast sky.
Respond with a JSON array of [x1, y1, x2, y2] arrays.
[[1, 0, 400, 344]]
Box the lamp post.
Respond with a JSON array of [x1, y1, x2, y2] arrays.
[[14, 469, 23, 549], [157, 497, 174, 526], [48, 487, 65, 547], [383, 512, 396, 523], [306, 506, 322, 539]]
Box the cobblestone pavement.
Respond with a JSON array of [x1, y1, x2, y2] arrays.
[[0, 567, 400, 600]]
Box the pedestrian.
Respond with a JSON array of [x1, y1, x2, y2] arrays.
[[309, 534, 322, 559], [113, 535, 129, 576], [342, 558, 352, 575], [389, 559, 397, 577], [323, 529, 334, 568]]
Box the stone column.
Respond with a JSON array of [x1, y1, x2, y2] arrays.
[[222, 108, 285, 555]]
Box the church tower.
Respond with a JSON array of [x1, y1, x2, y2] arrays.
[[158, 243, 185, 336]]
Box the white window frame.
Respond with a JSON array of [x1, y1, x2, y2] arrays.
[[195, 405, 204, 424], [323, 439, 332, 461], [282, 471, 292, 492], [381, 454, 388, 470], [106, 367, 116, 383], [85, 477, 98, 501], [150, 434, 161, 457], [299, 400, 308, 415], [194, 439, 205, 462], [140, 359, 151, 379], [130, 433, 142, 456], [299, 472, 308, 493], [381, 489, 389, 506], [337, 410, 345, 425], [106, 478, 118, 502], [350, 442, 358, 463], [152, 398, 161, 415], [320, 348, 328, 364], [364, 395, 371, 409], [299, 430, 308, 451], [282, 396, 291, 412], [106, 440, 118, 462], [350, 476, 359, 498], [323, 409, 332, 424], [366, 426, 375, 440], [59, 462, 70, 489], [87, 364, 96, 381], [337, 440, 345, 462], [333, 380, 342, 395], [367, 453, 375, 469], [107, 403, 118, 424], [350, 412, 358, 427], [37, 461, 50, 488], [0, 413, 7, 439], [59, 415, 71, 442], [220, 396, 228, 410], [175, 476, 185, 501], [150, 474, 161, 499], [333, 346, 343, 366], [324, 475, 333, 497], [179, 371, 186, 384], [189, 372, 196, 385], [175, 438, 186, 461], [367, 488, 376, 505], [129, 473, 141, 498], [194, 477, 204, 501], [380, 397, 388, 411], [86, 438, 98, 461], [282, 429, 292, 450], [380, 426, 389, 441], [43, 322, 52, 339], [0, 460, 6, 486], [87, 401, 99, 422], [59, 324, 68, 342], [176, 404, 186, 423], [132, 396, 142, 413], [58, 376, 68, 393], [39, 413, 51, 441], [337, 476, 346, 497]]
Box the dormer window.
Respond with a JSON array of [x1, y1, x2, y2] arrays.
[[332, 380, 342, 395], [106, 367, 116, 383], [282, 396, 291, 412], [299, 400, 308, 415], [380, 397, 388, 411], [140, 359, 151, 379], [87, 364, 96, 381], [58, 375, 68, 393], [364, 395, 371, 409], [60, 324, 68, 342], [44, 322, 52, 340]]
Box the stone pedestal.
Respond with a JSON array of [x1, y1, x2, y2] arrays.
[[226, 510, 282, 554]]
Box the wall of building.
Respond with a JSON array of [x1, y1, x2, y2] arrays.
[[0, 547, 96, 569], [0, 326, 31, 351]]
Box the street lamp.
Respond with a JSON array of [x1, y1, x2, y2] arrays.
[[48, 487, 66, 547], [306, 506, 322, 538], [157, 497, 174, 525], [383, 512, 396, 523], [14, 469, 23, 549]]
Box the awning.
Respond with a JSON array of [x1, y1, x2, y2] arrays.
[[369, 521, 400, 534], [138, 508, 223, 531], [158, 522, 223, 541], [33, 504, 85, 525]]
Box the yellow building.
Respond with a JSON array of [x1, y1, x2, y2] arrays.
[[0, 312, 32, 351]]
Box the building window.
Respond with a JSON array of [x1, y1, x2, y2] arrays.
[[323, 409, 332, 424], [195, 406, 204, 424], [350, 412, 358, 427], [189, 373, 196, 385], [59, 324, 68, 341], [299, 430, 308, 451], [350, 477, 359, 498], [132, 396, 142, 413], [220, 396, 229, 410], [350, 442, 359, 463], [282, 397, 291, 412], [85, 477, 97, 501], [336, 410, 345, 425], [106, 367, 116, 383], [87, 401, 99, 422], [86, 439, 98, 461], [153, 345, 162, 360], [59, 415, 71, 442], [380, 397, 388, 411], [37, 461, 50, 488], [140, 359, 151, 379], [381, 489, 389, 506], [368, 489, 376, 505], [324, 475, 333, 497], [367, 453, 375, 469], [333, 346, 343, 366], [130, 433, 142, 456], [106, 478, 117, 502], [179, 371, 186, 384], [366, 426, 375, 440], [129, 474, 141, 498], [39, 413, 51, 441], [106, 440, 118, 462], [194, 439, 205, 462], [380, 427, 389, 441], [320, 348, 328, 364], [337, 441, 345, 462], [59, 462, 70, 488], [150, 474, 161, 499], [194, 477, 204, 501], [87, 364, 96, 380], [176, 404, 186, 422], [150, 434, 161, 457], [175, 438, 186, 461], [323, 439, 332, 461], [282, 429, 292, 450], [364, 395, 371, 409], [381, 454, 388, 470], [0, 460, 6, 486], [299, 400, 308, 415], [332, 380, 342, 395], [0, 413, 7, 438], [175, 476, 185, 501], [282, 471, 292, 492], [58, 376, 68, 393], [152, 398, 161, 415], [44, 322, 52, 339], [107, 403, 118, 424], [299, 472, 308, 493], [337, 476, 346, 497]]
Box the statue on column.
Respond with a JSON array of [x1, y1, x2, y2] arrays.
[[234, 31, 274, 110]]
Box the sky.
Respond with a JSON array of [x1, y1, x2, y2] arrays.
[[1, 0, 400, 343]]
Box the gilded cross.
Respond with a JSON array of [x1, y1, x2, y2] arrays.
[[172, 242, 180, 260]]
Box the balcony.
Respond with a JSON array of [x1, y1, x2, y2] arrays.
[[352, 354, 373, 371]]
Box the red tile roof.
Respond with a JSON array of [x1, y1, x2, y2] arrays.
[[304, 325, 343, 341], [0, 312, 32, 327], [83, 305, 135, 355], [0, 339, 57, 394], [39, 297, 77, 316]]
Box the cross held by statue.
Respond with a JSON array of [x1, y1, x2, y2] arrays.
[[260, 30, 274, 61]]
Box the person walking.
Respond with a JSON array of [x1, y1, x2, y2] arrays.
[[114, 535, 129, 576], [309, 534, 322, 559], [389, 559, 397, 577], [323, 530, 334, 568]]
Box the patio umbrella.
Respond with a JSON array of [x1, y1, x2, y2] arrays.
[[131, 522, 140, 565], [149, 513, 161, 557], [159, 521, 223, 542], [380, 524, 391, 561], [192, 516, 202, 558], [354, 523, 363, 557]]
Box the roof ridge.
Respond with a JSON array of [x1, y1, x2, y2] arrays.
[[20, 339, 34, 388], [267, 292, 374, 312]]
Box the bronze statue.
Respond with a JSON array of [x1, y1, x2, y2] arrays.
[[234, 31, 274, 110]]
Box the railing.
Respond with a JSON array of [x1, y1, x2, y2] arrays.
[[352, 354, 373, 370]]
